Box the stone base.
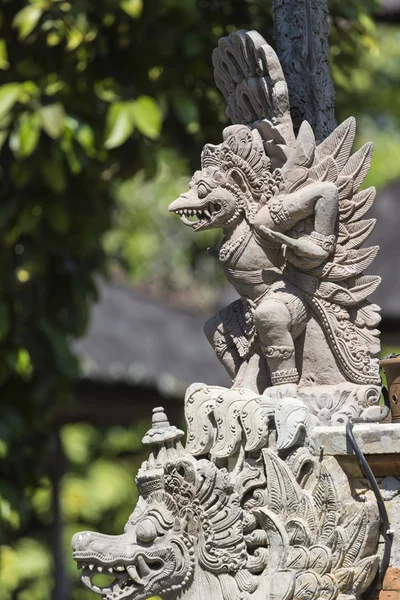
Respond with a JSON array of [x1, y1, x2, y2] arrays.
[[311, 423, 400, 568]]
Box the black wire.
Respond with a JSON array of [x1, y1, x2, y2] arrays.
[[345, 392, 393, 600]]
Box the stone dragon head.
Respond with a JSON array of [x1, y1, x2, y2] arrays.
[[72, 407, 380, 600], [72, 409, 247, 600], [168, 124, 279, 232]]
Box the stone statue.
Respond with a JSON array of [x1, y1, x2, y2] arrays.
[[168, 30, 382, 422], [72, 30, 384, 600], [72, 406, 380, 600]]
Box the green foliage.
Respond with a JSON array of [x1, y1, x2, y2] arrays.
[[104, 148, 224, 304]]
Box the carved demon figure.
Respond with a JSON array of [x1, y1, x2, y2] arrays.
[[169, 31, 381, 401], [72, 407, 380, 600]]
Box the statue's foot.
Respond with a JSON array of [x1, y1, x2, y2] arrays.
[[263, 383, 298, 400]]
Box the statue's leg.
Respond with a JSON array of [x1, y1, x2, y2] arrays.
[[253, 295, 307, 399], [204, 313, 242, 381]]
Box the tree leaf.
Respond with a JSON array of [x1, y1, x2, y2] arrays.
[[0, 39, 9, 70], [0, 83, 21, 121], [40, 150, 66, 194], [12, 6, 43, 41], [120, 0, 143, 18], [172, 90, 199, 126], [17, 111, 41, 157], [0, 130, 8, 152], [75, 122, 95, 156], [104, 103, 135, 149], [130, 96, 162, 140], [39, 103, 66, 139]]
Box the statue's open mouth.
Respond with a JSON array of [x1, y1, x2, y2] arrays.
[[76, 555, 164, 600], [172, 202, 221, 229]]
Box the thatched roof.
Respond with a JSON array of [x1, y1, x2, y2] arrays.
[[74, 281, 231, 394]]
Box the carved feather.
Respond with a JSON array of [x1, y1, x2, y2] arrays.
[[262, 450, 303, 517], [328, 527, 347, 570], [346, 187, 376, 223], [337, 176, 354, 201], [318, 573, 338, 600], [352, 555, 380, 593], [311, 466, 339, 542], [353, 303, 381, 328], [282, 121, 315, 176], [342, 508, 368, 567], [348, 275, 381, 300], [338, 219, 376, 250], [340, 143, 373, 192], [321, 246, 379, 281], [314, 116, 356, 172], [307, 156, 338, 183], [333, 567, 354, 592]]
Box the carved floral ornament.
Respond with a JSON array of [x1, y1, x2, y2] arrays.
[[72, 30, 384, 600]]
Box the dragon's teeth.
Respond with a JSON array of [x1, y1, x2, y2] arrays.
[[97, 566, 103, 573], [108, 567, 113, 574], [115, 566, 125, 572], [89, 564, 94, 571], [204, 209, 210, 218]]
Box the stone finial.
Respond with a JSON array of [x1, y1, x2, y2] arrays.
[[142, 406, 184, 446]]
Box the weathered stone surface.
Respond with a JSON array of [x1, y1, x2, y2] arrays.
[[312, 424, 400, 456]]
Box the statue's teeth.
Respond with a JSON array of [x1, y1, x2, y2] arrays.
[[204, 209, 210, 218], [97, 566, 103, 573], [115, 565, 125, 572], [137, 555, 152, 578], [108, 567, 113, 574], [127, 565, 143, 584], [89, 564, 94, 571]]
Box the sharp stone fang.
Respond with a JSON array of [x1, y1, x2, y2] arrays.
[[137, 555, 152, 578], [115, 566, 125, 572], [97, 566, 103, 573], [89, 564, 94, 571], [108, 567, 113, 574], [204, 209, 210, 218]]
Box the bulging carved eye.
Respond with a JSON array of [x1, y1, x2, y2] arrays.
[[136, 520, 158, 544], [197, 183, 210, 199]]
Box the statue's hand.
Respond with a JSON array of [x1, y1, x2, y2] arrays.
[[258, 226, 329, 260]]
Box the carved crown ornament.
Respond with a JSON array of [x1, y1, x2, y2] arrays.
[[72, 30, 384, 600]]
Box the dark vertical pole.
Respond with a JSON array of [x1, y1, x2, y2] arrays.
[[273, 0, 336, 142], [50, 431, 67, 600]]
